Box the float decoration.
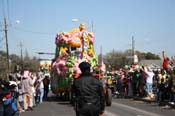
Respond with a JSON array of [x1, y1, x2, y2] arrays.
[[52, 23, 97, 79]]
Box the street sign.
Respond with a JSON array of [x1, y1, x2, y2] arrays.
[[126, 56, 134, 59], [126, 55, 138, 63]]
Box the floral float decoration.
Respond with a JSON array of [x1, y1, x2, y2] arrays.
[[52, 23, 97, 79]]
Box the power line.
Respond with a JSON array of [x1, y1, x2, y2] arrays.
[[1, 0, 5, 18], [0, 37, 4, 42], [12, 26, 55, 35], [0, 38, 2, 50], [3, 0, 53, 37], [4, 17, 10, 78], [0, 37, 4, 49], [6, 0, 11, 23], [36, 52, 55, 55], [1, 0, 10, 22], [17, 42, 23, 70], [132, 36, 135, 56]]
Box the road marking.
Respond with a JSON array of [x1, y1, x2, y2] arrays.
[[112, 102, 162, 116], [105, 110, 120, 116]]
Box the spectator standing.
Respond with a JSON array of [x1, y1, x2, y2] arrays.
[[157, 69, 166, 84], [21, 70, 34, 111], [169, 69, 175, 105], [138, 69, 146, 97], [162, 51, 169, 73], [31, 73, 37, 106], [157, 77, 166, 105], [43, 74, 50, 100], [18, 83, 25, 113], [37, 70, 45, 104], [156, 69, 166, 104], [143, 67, 155, 97], [171, 74, 175, 104]]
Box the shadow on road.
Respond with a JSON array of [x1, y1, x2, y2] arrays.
[[46, 96, 73, 107]]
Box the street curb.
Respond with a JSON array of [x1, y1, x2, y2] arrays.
[[133, 97, 175, 108], [133, 97, 156, 103]]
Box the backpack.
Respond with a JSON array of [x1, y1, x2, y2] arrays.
[[3, 95, 18, 116]]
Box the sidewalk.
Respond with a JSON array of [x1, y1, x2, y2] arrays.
[[133, 96, 175, 108], [133, 96, 156, 103]]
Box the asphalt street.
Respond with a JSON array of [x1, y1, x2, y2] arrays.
[[21, 98, 175, 116]]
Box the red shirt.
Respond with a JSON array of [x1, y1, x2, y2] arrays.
[[163, 58, 169, 69], [5, 92, 11, 99]]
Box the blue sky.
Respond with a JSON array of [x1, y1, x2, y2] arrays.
[[0, 0, 175, 59]]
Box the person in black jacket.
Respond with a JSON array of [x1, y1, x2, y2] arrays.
[[73, 61, 105, 116], [0, 79, 19, 116], [0, 79, 10, 116]]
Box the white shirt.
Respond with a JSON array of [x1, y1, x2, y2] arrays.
[[38, 71, 45, 89], [32, 76, 37, 93], [145, 71, 155, 83]]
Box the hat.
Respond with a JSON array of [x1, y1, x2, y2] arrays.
[[79, 62, 91, 69], [9, 81, 17, 86], [44, 73, 50, 77], [23, 70, 31, 78]]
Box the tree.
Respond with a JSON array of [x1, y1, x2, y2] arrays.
[[103, 49, 160, 70], [103, 50, 130, 70], [23, 53, 40, 72], [0, 50, 40, 79], [9, 54, 21, 72], [0, 51, 7, 79], [21, 49, 40, 72]]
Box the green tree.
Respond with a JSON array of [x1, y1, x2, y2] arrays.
[[103, 49, 160, 70], [10, 54, 21, 72], [0, 50, 40, 79], [0, 51, 7, 79], [103, 50, 130, 70], [23, 49, 40, 72]]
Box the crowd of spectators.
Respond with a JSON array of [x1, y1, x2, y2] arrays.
[[1, 51, 175, 115], [107, 51, 175, 106], [0, 68, 50, 116]]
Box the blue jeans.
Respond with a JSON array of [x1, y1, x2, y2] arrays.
[[19, 101, 24, 110], [172, 93, 175, 102], [40, 88, 44, 103], [146, 83, 152, 94], [33, 94, 36, 106], [0, 104, 4, 116]]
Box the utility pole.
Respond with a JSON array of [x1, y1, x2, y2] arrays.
[[132, 36, 135, 64], [18, 42, 23, 71], [4, 17, 10, 78]]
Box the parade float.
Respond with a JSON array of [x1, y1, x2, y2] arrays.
[[50, 23, 97, 100], [40, 60, 51, 75], [50, 23, 112, 106]]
